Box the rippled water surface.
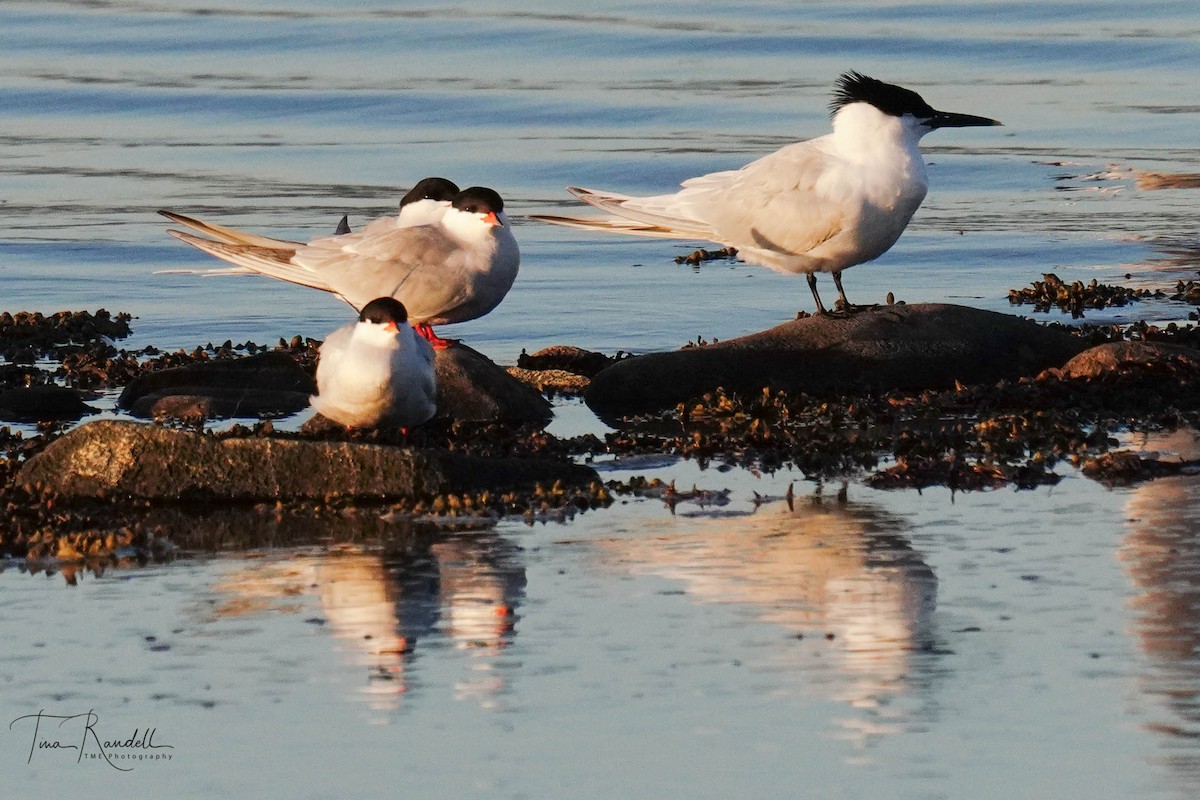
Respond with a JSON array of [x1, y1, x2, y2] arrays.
[[3, 1, 1200, 797]]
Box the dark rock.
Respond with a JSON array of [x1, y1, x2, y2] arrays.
[[118, 351, 316, 420], [506, 366, 590, 395], [1059, 341, 1200, 380], [1008, 273, 1154, 317], [0, 309, 132, 361], [0, 386, 94, 421], [132, 389, 313, 421], [585, 303, 1088, 419], [1080, 450, 1200, 486], [18, 420, 597, 502], [517, 346, 613, 377], [435, 344, 551, 424]]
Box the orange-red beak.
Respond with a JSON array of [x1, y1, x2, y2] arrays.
[[483, 211, 502, 227], [385, 322, 399, 333]]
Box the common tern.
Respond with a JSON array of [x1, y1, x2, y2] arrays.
[[158, 176, 460, 256], [310, 297, 437, 430], [161, 185, 519, 348], [340, 176, 462, 237], [533, 71, 1001, 314]]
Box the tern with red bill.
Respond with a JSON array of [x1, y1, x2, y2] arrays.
[[161, 185, 519, 348], [310, 297, 437, 430], [533, 71, 1001, 314]]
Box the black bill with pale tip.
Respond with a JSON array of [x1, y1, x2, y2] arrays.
[[926, 110, 1002, 128]]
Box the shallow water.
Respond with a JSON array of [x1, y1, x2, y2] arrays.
[[3, 1, 1200, 796], [5, 459, 1200, 798]]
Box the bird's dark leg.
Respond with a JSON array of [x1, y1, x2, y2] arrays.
[[831, 270, 858, 313], [805, 272, 828, 315]]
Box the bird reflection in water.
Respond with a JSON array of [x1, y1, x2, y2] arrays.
[[209, 530, 526, 714], [1119, 429, 1200, 789], [606, 484, 938, 747]]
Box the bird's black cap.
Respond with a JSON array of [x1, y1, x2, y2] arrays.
[[400, 177, 460, 207], [830, 71, 936, 118], [830, 71, 1000, 127], [453, 186, 504, 215], [359, 297, 408, 325]]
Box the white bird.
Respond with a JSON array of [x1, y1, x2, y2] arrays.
[[533, 71, 1001, 314], [311, 296, 437, 430], [161, 185, 519, 348]]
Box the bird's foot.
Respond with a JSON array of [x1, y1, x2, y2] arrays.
[[415, 323, 458, 350], [831, 299, 875, 316]]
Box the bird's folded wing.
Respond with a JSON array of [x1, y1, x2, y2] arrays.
[[705, 141, 849, 256], [293, 226, 472, 314], [158, 210, 304, 249], [528, 187, 716, 241], [166, 230, 335, 292], [528, 214, 696, 240]]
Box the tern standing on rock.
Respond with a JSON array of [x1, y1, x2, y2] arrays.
[[310, 297, 437, 430], [534, 71, 1001, 314], [161, 185, 519, 348]]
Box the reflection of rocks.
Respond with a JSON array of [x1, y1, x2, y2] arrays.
[[1120, 430, 1200, 783], [603, 489, 936, 721], [585, 303, 1085, 418], [19, 420, 598, 503]]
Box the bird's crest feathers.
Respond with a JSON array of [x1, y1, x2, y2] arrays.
[[829, 71, 935, 119]]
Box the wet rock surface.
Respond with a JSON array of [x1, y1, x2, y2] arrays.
[[434, 343, 552, 424], [119, 350, 316, 419], [507, 345, 622, 396], [1008, 273, 1158, 318], [586, 303, 1087, 420], [0, 309, 132, 362], [3, 303, 1200, 563], [0, 386, 94, 421], [517, 345, 616, 377], [19, 420, 597, 503], [1058, 340, 1200, 380]]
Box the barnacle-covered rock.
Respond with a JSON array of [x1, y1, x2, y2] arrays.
[[586, 303, 1086, 419], [18, 420, 596, 503]]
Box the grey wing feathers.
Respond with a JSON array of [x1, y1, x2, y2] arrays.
[[567, 186, 714, 238], [528, 214, 689, 240], [157, 210, 304, 250], [531, 186, 716, 241], [166, 230, 336, 293]]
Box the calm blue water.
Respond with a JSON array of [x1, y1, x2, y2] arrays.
[[3, 2, 1200, 797]]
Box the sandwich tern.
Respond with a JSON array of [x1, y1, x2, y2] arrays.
[[533, 71, 1000, 314]]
